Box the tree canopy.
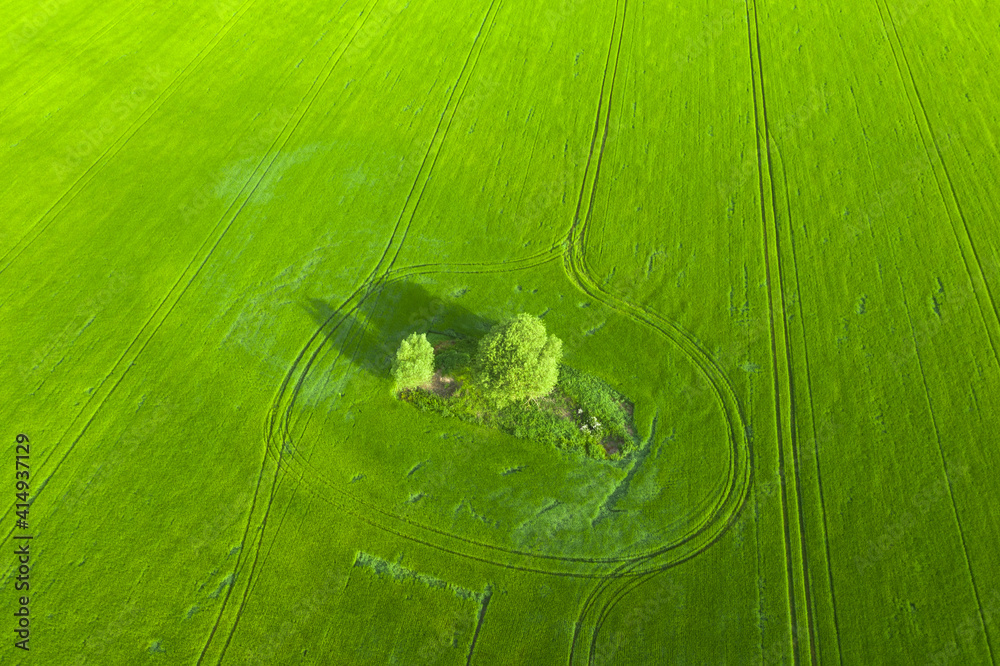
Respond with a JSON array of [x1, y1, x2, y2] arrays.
[[391, 332, 434, 391], [474, 313, 562, 408]]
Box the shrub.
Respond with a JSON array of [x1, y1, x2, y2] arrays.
[[391, 333, 434, 391], [436, 348, 470, 375], [474, 313, 563, 408], [558, 365, 628, 441]]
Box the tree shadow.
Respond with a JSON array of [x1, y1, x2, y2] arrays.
[[303, 279, 495, 379]]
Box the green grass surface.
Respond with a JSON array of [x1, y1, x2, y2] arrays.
[[2, 0, 999, 663]]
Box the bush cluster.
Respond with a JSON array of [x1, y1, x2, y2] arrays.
[[558, 365, 632, 449], [391, 312, 638, 460]]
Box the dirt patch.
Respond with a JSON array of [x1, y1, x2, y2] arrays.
[[433, 339, 457, 352], [601, 436, 623, 456], [536, 389, 574, 420], [421, 371, 461, 399], [620, 400, 637, 437]]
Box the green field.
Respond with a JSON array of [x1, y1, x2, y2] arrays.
[[2, 0, 999, 663]]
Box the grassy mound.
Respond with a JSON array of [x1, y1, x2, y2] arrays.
[[397, 336, 640, 460]]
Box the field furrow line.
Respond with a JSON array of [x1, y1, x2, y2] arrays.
[[587, 569, 662, 662], [742, 3, 799, 659], [0, 0, 385, 528], [568, 0, 624, 276], [559, 0, 759, 655], [209, 445, 297, 665], [767, 115, 828, 665], [389, 0, 503, 268], [570, 537, 661, 664], [342, 0, 504, 373], [0, 0, 140, 121], [194, 420, 278, 665], [743, 0, 819, 662], [0, 0, 266, 277], [388, 247, 564, 274], [362, 0, 502, 289], [569, 561, 646, 665], [239, 466, 305, 603], [576, 0, 629, 266], [576, 475, 758, 665], [772, 135, 844, 665], [873, 0, 1000, 375], [279, 0, 504, 441], [895, 274, 997, 665], [570, 423, 661, 663]]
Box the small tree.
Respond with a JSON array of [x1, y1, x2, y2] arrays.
[[391, 333, 434, 391], [474, 313, 562, 408]]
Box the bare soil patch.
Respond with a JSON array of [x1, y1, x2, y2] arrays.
[[421, 371, 460, 399], [601, 438, 622, 456], [620, 400, 637, 437], [433, 340, 457, 352]]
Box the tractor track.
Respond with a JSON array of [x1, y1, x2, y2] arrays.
[[1, 0, 382, 532], [0, 0, 267, 278], [873, 0, 1000, 375], [204, 2, 510, 660], [0, 0, 141, 121], [561, 0, 753, 660], [897, 278, 998, 665], [743, 5, 801, 663], [771, 133, 844, 665], [743, 0, 823, 661]]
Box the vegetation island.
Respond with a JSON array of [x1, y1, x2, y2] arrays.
[[391, 313, 639, 460]]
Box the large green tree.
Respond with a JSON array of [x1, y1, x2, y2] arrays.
[[474, 313, 562, 408], [391, 332, 434, 391]]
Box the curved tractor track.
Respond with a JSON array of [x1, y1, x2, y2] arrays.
[[565, 0, 752, 661], [207, 0, 752, 663]]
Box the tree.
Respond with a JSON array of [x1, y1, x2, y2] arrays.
[[391, 332, 434, 391], [474, 313, 562, 408]]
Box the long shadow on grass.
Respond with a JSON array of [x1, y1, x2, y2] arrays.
[[303, 279, 496, 379]]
